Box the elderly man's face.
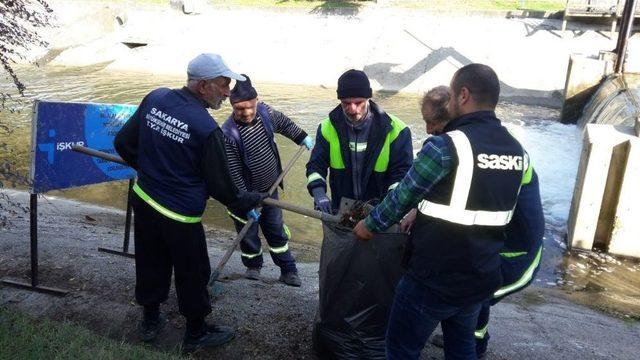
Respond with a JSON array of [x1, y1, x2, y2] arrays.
[[422, 102, 447, 135], [232, 98, 258, 124], [340, 98, 369, 123], [201, 77, 231, 109]]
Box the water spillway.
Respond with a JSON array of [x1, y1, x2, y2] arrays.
[[578, 73, 640, 129]]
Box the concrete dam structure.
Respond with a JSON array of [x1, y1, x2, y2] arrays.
[[568, 73, 640, 258]]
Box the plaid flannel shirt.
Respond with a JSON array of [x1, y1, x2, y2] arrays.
[[365, 135, 453, 232]]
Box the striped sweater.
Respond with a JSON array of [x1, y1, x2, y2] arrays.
[[224, 102, 306, 192]]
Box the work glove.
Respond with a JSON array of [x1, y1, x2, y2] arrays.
[[312, 187, 332, 214], [233, 191, 268, 214], [246, 209, 260, 222], [302, 136, 315, 150]]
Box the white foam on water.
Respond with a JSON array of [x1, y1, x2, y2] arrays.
[[505, 120, 583, 226]]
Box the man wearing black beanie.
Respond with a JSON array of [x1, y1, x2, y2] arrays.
[[222, 74, 314, 287], [306, 69, 413, 214]]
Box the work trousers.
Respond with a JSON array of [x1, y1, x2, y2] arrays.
[[475, 245, 543, 355], [386, 275, 482, 360], [231, 191, 297, 274], [132, 194, 212, 320]]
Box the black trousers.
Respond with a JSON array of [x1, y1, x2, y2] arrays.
[[132, 194, 212, 320]]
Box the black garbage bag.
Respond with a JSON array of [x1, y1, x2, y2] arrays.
[[312, 223, 407, 359]]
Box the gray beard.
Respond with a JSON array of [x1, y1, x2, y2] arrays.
[[344, 103, 370, 126]]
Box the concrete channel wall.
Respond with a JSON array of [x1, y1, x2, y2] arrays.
[[567, 67, 640, 259], [28, 0, 640, 103], [568, 122, 640, 258]]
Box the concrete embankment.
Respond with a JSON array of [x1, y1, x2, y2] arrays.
[[27, 0, 640, 106], [1, 189, 640, 359]]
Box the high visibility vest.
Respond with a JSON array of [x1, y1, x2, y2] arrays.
[[319, 114, 407, 172], [417, 130, 530, 226]]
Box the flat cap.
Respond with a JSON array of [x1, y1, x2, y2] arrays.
[[187, 53, 245, 81]]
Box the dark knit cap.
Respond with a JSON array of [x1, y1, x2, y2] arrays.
[[230, 74, 258, 103], [337, 69, 372, 99]]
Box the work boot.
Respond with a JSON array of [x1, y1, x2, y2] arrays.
[[139, 313, 166, 343], [279, 272, 302, 287], [245, 267, 261, 280], [182, 324, 235, 353]]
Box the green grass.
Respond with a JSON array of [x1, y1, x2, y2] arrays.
[[0, 308, 182, 360]]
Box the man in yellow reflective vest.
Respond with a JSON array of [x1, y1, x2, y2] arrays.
[[305, 69, 413, 213]]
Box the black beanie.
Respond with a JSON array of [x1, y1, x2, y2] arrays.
[[337, 69, 372, 99], [230, 74, 258, 103]]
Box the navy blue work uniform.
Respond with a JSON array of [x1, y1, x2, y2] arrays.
[[474, 169, 544, 356], [223, 102, 308, 274], [114, 87, 260, 322]]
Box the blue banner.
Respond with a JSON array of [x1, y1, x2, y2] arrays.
[[31, 100, 137, 193]]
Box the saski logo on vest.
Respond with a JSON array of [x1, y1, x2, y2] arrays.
[[476, 153, 524, 171]]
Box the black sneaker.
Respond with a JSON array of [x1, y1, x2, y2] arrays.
[[476, 332, 490, 359], [182, 324, 235, 353], [139, 314, 166, 343], [279, 272, 302, 287]]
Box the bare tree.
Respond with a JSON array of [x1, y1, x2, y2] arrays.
[[1, 0, 53, 226], [1, 0, 52, 104]]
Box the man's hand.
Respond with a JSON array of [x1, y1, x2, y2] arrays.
[[236, 191, 268, 211], [302, 136, 315, 150], [312, 187, 332, 214], [400, 208, 417, 234], [353, 220, 374, 241]]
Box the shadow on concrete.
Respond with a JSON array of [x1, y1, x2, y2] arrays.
[[307, 0, 363, 16], [363, 29, 562, 107], [518, 18, 564, 38], [274, 0, 363, 16], [506, 9, 564, 20]]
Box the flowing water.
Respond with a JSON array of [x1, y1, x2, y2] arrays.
[[1, 65, 639, 316]]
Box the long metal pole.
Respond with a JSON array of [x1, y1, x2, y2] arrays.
[[122, 179, 134, 253], [614, 0, 639, 73], [261, 197, 341, 223], [30, 193, 38, 287], [72, 145, 126, 165]]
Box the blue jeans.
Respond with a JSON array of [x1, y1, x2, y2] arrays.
[[386, 275, 482, 360]]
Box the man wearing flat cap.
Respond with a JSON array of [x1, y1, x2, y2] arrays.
[[306, 69, 413, 214], [222, 74, 314, 287], [114, 53, 264, 352]]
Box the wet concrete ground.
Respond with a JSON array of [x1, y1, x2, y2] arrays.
[[1, 189, 640, 359]]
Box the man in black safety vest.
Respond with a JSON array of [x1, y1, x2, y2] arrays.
[[354, 64, 528, 360], [403, 86, 545, 359], [114, 53, 264, 353]]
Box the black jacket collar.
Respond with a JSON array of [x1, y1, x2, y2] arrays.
[[444, 110, 500, 132]]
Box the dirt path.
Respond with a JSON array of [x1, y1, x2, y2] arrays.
[[1, 189, 639, 359], [0, 189, 318, 359]]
